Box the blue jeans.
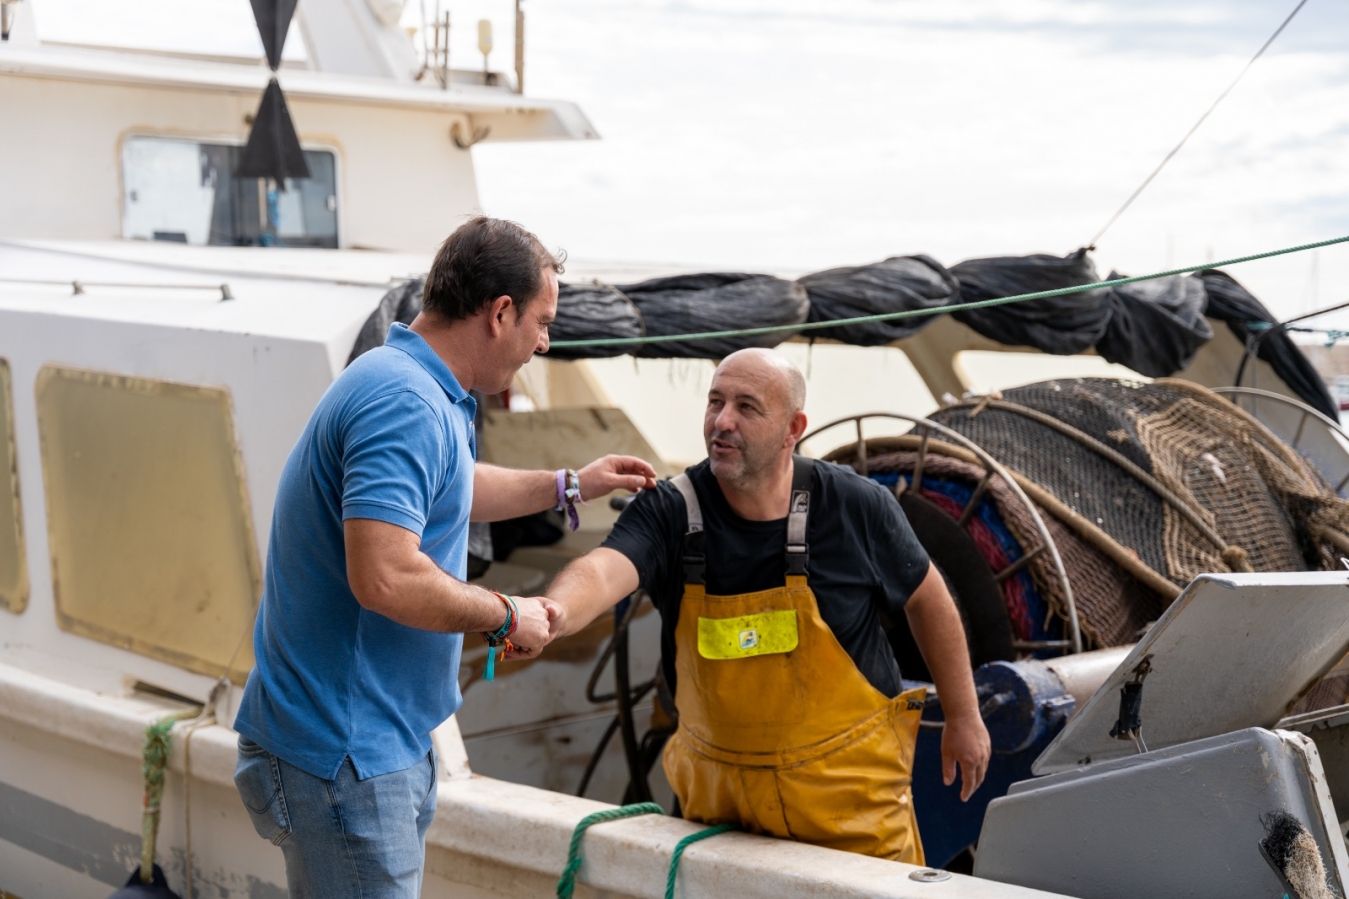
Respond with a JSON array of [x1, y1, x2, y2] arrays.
[[234, 736, 438, 899]]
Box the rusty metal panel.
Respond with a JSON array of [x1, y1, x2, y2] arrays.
[[0, 359, 28, 614], [35, 366, 260, 681]]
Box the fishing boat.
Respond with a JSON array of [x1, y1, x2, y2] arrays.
[[6, 2, 1349, 898]]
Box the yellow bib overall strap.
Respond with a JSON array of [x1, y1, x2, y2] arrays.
[[662, 458, 926, 864]]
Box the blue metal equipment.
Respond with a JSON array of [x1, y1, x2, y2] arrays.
[[912, 659, 1078, 867]]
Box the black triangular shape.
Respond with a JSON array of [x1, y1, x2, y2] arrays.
[[106, 863, 181, 898], [249, 0, 299, 70], [235, 78, 311, 182]]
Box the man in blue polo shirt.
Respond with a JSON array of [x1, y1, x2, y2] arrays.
[[233, 217, 656, 899]]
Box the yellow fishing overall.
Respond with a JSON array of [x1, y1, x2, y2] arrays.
[[661, 459, 926, 863]]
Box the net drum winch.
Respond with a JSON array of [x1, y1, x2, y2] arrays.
[[787, 377, 1349, 873]]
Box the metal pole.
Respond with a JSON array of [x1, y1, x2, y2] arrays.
[[514, 0, 525, 94]]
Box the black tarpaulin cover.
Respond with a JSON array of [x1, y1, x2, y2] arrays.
[[1096, 272, 1213, 378], [546, 283, 645, 359], [950, 249, 1111, 355], [800, 255, 959, 346], [616, 272, 809, 358], [347, 277, 424, 364], [347, 254, 1336, 423], [1199, 269, 1338, 420]]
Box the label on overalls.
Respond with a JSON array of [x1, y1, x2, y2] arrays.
[[696, 610, 799, 660]]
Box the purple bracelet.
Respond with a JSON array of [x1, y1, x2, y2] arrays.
[[554, 468, 582, 532]]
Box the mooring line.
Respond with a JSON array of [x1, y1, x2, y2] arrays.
[[1087, 0, 1310, 248]]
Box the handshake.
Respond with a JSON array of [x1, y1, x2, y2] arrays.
[[498, 595, 567, 661]]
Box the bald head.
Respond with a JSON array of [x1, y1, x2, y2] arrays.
[[705, 349, 809, 492], [714, 348, 807, 414]]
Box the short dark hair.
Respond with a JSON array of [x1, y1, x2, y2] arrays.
[[422, 217, 564, 321]]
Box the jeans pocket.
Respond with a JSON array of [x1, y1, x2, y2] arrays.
[[234, 738, 292, 845], [425, 745, 439, 807]]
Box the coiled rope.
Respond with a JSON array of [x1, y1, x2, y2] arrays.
[[547, 233, 1349, 351], [555, 803, 737, 899]]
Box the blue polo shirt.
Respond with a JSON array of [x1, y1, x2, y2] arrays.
[[235, 323, 478, 780]]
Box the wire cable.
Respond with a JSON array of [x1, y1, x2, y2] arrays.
[[1087, 0, 1309, 248]]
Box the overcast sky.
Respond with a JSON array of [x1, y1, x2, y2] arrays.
[[30, 0, 1349, 327]]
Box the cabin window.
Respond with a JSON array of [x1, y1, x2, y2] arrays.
[[0, 359, 28, 614], [36, 366, 260, 680], [121, 135, 339, 249]]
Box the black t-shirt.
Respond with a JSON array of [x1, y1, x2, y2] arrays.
[[601, 459, 931, 699]]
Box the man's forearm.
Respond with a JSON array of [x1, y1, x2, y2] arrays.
[[470, 464, 557, 522], [361, 551, 510, 633], [905, 565, 981, 719], [549, 549, 640, 637]]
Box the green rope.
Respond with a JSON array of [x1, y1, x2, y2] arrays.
[[138, 710, 197, 882], [557, 802, 663, 898], [547, 233, 1349, 350], [664, 823, 737, 899]]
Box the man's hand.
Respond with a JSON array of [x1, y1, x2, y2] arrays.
[[577, 454, 657, 501], [506, 595, 559, 657], [941, 709, 991, 802], [502, 599, 567, 661]]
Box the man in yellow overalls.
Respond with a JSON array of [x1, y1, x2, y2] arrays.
[[544, 348, 990, 863]]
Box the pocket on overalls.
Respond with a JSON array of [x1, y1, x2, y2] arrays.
[[234, 737, 293, 845], [891, 686, 927, 771], [690, 611, 807, 729]]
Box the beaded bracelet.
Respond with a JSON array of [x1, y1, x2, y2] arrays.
[[481, 592, 518, 682]]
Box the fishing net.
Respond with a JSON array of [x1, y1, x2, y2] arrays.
[[826, 378, 1349, 652], [854, 449, 1165, 649]]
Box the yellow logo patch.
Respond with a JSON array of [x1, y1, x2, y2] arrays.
[[697, 610, 799, 660]]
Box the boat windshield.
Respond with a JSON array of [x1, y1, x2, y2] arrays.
[[121, 135, 339, 249]]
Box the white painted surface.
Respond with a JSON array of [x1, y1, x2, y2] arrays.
[[0, 240, 384, 711], [0, 661, 1072, 899], [0, 39, 596, 253], [1036, 571, 1349, 775]]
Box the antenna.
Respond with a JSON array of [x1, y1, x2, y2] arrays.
[[514, 0, 525, 94], [1, 0, 24, 41], [478, 19, 493, 85], [429, 2, 450, 89]]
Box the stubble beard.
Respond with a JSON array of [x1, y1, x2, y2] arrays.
[[707, 427, 787, 493]]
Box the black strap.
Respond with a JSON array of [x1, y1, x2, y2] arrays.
[[682, 530, 707, 586], [676, 457, 815, 585]]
